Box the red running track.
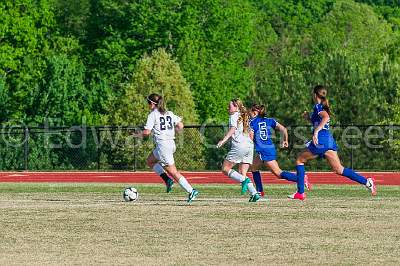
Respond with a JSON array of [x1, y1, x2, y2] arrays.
[[0, 171, 399, 185]]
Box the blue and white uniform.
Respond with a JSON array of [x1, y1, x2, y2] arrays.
[[250, 116, 278, 162], [306, 103, 337, 156]]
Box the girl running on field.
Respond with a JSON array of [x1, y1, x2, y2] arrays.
[[133, 93, 199, 203], [216, 99, 260, 202], [290, 85, 376, 200], [249, 104, 311, 199]]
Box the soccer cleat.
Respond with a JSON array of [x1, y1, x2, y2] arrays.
[[166, 179, 174, 193], [241, 177, 251, 195], [366, 178, 377, 196], [249, 193, 261, 202], [288, 192, 305, 201], [304, 174, 312, 191], [260, 191, 265, 197], [187, 189, 199, 203]]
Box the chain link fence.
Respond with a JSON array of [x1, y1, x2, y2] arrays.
[[0, 125, 399, 171]]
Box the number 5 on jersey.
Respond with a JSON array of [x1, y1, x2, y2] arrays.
[[258, 122, 268, 141]]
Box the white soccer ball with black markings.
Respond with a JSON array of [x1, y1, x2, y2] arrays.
[[123, 187, 138, 202]]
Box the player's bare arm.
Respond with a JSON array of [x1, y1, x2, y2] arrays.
[[275, 122, 289, 148], [131, 129, 151, 138], [175, 121, 184, 133], [312, 110, 329, 145], [217, 126, 236, 148]]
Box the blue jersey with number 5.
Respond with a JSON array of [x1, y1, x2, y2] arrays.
[[250, 116, 277, 152], [310, 103, 330, 133]]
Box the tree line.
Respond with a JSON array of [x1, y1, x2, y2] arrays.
[[1, 0, 400, 170], [1, 0, 400, 127]]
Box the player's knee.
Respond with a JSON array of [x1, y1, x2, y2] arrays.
[[222, 165, 231, 176], [146, 159, 154, 168], [331, 165, 342, 175], [334, 166, 344, 175], [272, 169, 282, 178], [165, 167, 177, 177]]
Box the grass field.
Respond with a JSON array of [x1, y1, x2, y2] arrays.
[[0, 183, 399, 265]]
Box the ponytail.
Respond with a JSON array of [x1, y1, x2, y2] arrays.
[[157, 96, 166, 114], [251, 104, 266, 118], [231, 98, 249, 133], [313, 85, 331, 115], [147, 93, 166, 114]]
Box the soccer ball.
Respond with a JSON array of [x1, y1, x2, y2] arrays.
[[123, 187, 138, 202]]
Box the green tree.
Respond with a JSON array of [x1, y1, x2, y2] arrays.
[[53, 0, 91, 40], [85, 0, 183, 90], [106, 48, 204, 170], [111, 48, 198, 125], [176, 0, 258, 122], [250, 0, 398, 125], [29, 54, 88, 125], [0, 0, 55, 121], [304, 0, 396, 124]]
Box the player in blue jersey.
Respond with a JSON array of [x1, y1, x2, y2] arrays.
[[292, 85, 376, 199], [216, 99, 260, 202], [249, 104, 311, 200]]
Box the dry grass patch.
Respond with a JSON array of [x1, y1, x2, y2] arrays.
[[0, 184, 399, 265]]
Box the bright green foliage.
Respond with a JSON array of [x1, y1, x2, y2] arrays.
[[0, 79, 10, 122], [176, 0, 257, 122], [254, 0, 336, 35], [85, 0, 258, 122], [305, 1, 398, 124], [1, 0, 400, 127], [110, 48, 198, 125], [53, 0, 91, 39], [85, 0, 183, 89], [106, 48, 205, 170], [1, 0, 400, 170], [29, 54, 88, 125], [0, 0, 54, 121], [0, 0, 52, 73], [0, 0, 110, 125], [250, 0, 399, 125]]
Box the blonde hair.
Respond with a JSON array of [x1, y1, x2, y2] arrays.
[[231, 98, 249, 134]]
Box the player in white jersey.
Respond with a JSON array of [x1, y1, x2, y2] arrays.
[[216, 99, 260, 202], [133, 93, 199, 203]]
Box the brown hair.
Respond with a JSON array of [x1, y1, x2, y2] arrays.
[[231, 98, 249, 133], [147, 93, 166, 114], [251, 104, 266, 117], [313, 85, 331, 115]]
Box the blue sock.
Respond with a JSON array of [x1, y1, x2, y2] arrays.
[[252, 171, 263, 193], [296, 165, 305, 194], [280, 171, 297, 182], [342, 168, 367, 185]]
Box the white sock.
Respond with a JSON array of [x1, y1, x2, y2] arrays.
[[366, 178, 373, 188], [247, 182, 257, 195], [178, 176, 193, 194], [152, 164, 165, 175], [228, 169, 246, 183]]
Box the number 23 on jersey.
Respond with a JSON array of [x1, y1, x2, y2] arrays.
[[160, 116, 173, 131]]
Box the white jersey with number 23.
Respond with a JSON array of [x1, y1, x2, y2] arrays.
[[144, 109, 182, 143]]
